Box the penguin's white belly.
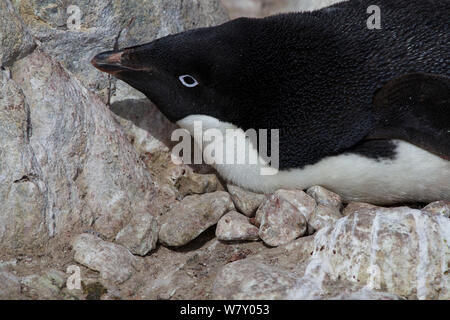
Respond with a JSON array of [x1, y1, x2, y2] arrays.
[[177, 115, 450, 205]]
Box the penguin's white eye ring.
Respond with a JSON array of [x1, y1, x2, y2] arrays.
[[179, 75, 199, 88]]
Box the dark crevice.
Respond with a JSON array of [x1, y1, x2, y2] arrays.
[[26, 102, 32, 141], [13, 173, 38, 184], [14, 175, 30, 183]]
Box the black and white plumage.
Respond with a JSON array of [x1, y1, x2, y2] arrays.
[[92, 0, 450, 204]]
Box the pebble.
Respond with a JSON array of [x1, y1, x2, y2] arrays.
[[159, 191, 235, 247], [216, 211, 260, 241]]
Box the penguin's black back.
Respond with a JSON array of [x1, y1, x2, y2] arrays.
[[231, 0, 449, 169]]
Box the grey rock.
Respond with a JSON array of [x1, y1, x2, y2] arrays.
[[177, 173, 223, 197], [306, 186, 343, 211], [212, 260, 299, 299], [110, 99, 177, 157], [215, 204, 450, 299], [308, 204, 342, 232], [281, 207, 449, 299], [212, 259, 399, 300], [422, 201, 450, 218], [115, 212, 159, 256], [0, 67, 47, 250], [257, 191, 309, 247], [216, 211, 260, 241], [159, 191, 235, 247], [3, 51, 157, 247], [343, 202, 380, 216], [14, 0, 229, 102], [256, 189, 316, 224], [227, 184, 265, 217], [72, 233, 138, 284], [0, 271, 21, 299], [0, 0, 35, 67]]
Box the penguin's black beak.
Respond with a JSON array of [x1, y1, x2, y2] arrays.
[[91, 50, 128, 74]]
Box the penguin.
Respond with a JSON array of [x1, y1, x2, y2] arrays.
[[92, 0, 450, 205]]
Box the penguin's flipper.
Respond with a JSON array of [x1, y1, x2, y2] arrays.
[[369, 73, 450, 160]]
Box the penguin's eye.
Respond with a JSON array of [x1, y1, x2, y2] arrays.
[[179, 75, 199, 88]]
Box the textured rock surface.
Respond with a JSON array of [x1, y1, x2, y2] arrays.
[[305, 207, 450, 299], [212, 259, 400, 300], [115, 212, 159, 256], [0, 271, 21, 299], [343, 202, 379, 216], [308, 204, 342, 231], [212, 260, 299, 299], [177, 173, 223, 197], [0, 67, 48, 250], [159, 192, 235, 247], [422, 201, 450, 218], [307, 186, 343, 211], [216, 211, 260, 241], [21, 270, 66, 299], [0, 0, 35, 67], [255, 207, 449, 299], [2, 51, 157, 246], [257, 191, 309, 247], [256, 190, 316, 224], [14, 0, 229, 102], [213, 204, 450, 300], [72, 233, 138, 284], [227, 184, 265, 217]]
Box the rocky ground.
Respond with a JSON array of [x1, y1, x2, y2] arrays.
[[0, 0, 449, 300]]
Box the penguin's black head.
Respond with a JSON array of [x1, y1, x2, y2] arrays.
[[92, 18, 262, 124]]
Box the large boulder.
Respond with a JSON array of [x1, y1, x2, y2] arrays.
[[0, 50, 158, 252], [218, 206, 450, 300]]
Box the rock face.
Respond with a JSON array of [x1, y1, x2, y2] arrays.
[[0, 0, 35, 67], [0, 68, 47, 250], [213, 205, 450, 300], [213, 260, 299, 299], [159, 192, 235, 247], [72, 233, 138, 284], [257, 191, 309, 246], [14, 0, 229, 102], [249, 206, 450, 300], [304, 207, 450, 299], [1, 51, 158, 250], [216, 211, 260, 241], [212, 260, 400, 300]]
